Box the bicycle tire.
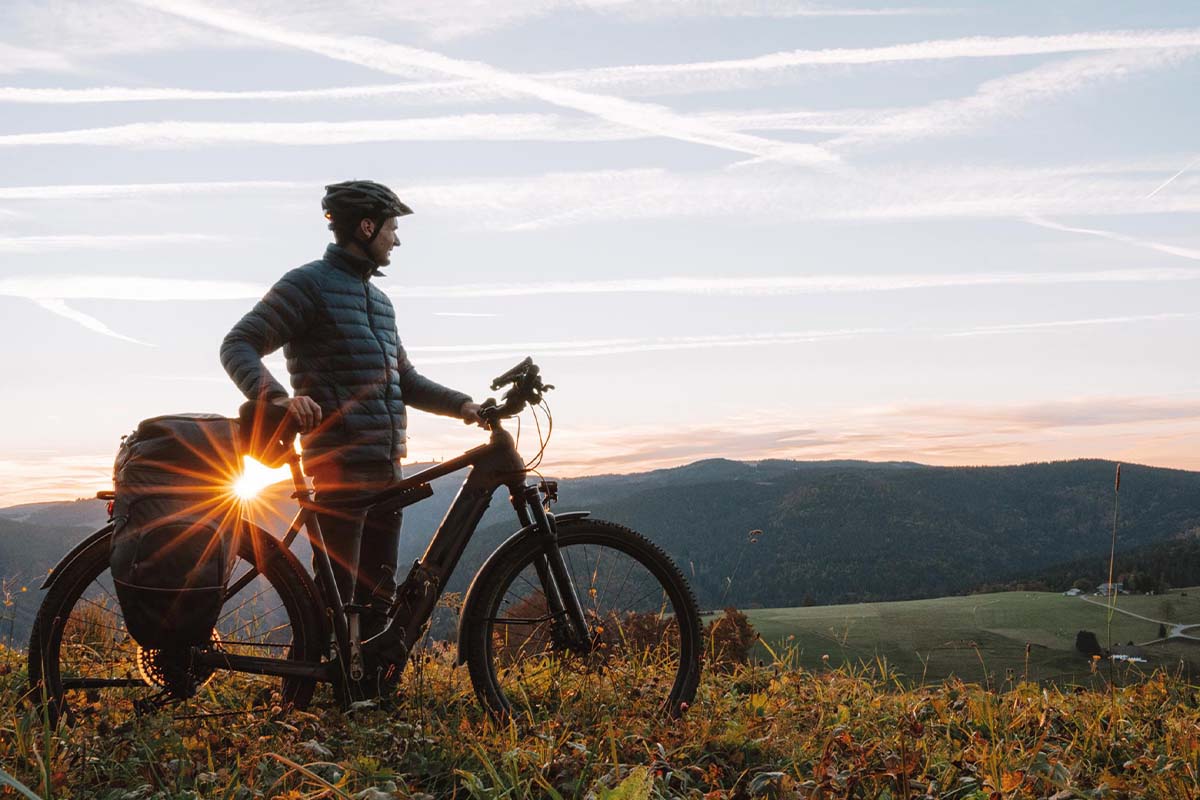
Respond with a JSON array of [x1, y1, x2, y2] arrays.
[[28, 523, 325, 726], [462, 518, 702, 720]]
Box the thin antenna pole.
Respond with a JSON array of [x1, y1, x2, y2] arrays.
[[1106, 464, 1121, 697]]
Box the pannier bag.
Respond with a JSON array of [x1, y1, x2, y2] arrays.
[[109, 414, 243, 650]]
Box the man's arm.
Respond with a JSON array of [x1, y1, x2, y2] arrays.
[[396, 341, 475, 419], [220, 267, 318, 403]]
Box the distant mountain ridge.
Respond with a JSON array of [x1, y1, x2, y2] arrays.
[[3, 457, 1199, 645]]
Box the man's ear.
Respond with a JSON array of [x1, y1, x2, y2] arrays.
[[358, 218, 376, 240]]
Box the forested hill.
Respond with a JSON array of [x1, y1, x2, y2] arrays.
[[3, 458, 1199, 622]]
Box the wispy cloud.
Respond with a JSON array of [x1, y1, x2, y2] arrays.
[[408, 395, 1200, 477], [409, 329, 879, 364], [0, 42, 77, 75], [4, 267, 1200, 305], [532, 27, 1200, 97], [1025, 215, 1200, 261], [13, 27, 1200, 109], [0, 115, 625, 149], [829, 48, 1197, 151], [0, 275, 262, 300], [392, 269, 1200, 299], [30, 298, 151, 346], [0, 180, 305, 200], [132, 0, 837, 166], [0, 233, 229, 253], [0, 82, 486, 104], [948, 312, 1196, 337], [0, 109, 897, 149], [0, 452, 115, 506]]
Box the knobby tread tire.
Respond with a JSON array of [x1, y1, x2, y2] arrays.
[[28, 524, 325, 726], [461, 517, 702, 719]]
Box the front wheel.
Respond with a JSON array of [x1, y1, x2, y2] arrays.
[[462, 518, 702, 721]]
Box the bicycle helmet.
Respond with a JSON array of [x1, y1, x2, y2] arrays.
[[322, 180, 412, 243]]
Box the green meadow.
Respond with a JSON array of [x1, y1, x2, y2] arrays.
[[736, 589, 1200, 685]]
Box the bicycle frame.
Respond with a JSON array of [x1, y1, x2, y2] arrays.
[[196, 418, 593, 688]]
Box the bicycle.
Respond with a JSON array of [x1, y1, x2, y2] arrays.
[[27, 358, 702, 726]]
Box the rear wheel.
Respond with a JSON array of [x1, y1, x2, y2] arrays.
[[27, 524, 325, 727], [463, 519, 702, 721]]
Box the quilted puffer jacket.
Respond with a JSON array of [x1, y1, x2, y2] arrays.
[[220, 244, 471, 466]]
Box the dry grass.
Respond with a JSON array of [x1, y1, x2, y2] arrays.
[[1, 633, 1198, 799]]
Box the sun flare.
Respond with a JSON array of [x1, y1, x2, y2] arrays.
[[233, 456, 290, 501]]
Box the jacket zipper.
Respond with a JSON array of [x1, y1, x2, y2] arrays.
[[363, 281, 397, 460]]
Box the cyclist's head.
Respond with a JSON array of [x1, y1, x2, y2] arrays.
[[322, 180, 412, 266]]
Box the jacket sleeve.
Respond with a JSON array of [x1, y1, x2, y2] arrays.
[[220, 268, 319, 402], [396, 341, 472, 417]]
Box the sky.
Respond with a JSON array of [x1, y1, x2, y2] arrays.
[[0, 0, 1198, 505]]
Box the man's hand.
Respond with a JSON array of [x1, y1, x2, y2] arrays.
[[272, 395, 322, 433], [460, 401, 485, 427]]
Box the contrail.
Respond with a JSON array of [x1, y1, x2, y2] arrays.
[[1024, 215, 1200, 261], [1146, 154, 1200, 198], [31, 298, 152, 346], [130, 0, 837, 167]]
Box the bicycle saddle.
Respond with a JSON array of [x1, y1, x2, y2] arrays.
[[237, 400, 296, 468]]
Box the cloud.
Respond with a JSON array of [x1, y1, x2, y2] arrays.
[[409, 329, 879, 364], [0, 275, 263, 300], [407, 395, 1200, 477], [13, 27, 1200, 109], [0, 180, 305, 200], [393, 269, 1200, 299], [0, 42, 77, 74], [0, 452, 115, 507], [132, 0, 837, 167], [478, 165, 1200, 229], [0, 108, 898, 149], [4, 267, 1200, 306], [829, 48, 1198, 151], [530, 26, 1200, 97], [0, 234, 228, 253], [948, 312, 1196, 337], [0, 82, 487, 105], [1024, 216, 1200, 261], [30, 298, 151, 346], [1, 1, 261, 56], [0, 115, 625, 149]]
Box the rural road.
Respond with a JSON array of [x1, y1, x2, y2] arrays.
[[1076, 596, 1200, 643]]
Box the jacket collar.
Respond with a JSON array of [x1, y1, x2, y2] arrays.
[[325, 243, 385, 279]]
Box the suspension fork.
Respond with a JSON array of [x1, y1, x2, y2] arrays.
[[511, 485, 591, 648]]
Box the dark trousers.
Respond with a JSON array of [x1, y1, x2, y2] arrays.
[[308, 461, 403, 624]]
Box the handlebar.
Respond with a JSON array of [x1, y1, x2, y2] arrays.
[[479, 357, 553, 425]]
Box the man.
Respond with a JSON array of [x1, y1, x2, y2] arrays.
[[221, 180, 481, 637]]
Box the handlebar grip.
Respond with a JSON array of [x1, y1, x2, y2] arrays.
[[490, 356, 534, 390], [237, 400, 298, 467]]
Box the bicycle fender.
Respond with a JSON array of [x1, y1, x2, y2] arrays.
[[455, 511, 590, 665], [40, 523, 115, 590]]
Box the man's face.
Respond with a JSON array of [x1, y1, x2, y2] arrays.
[[366, 216, 400, 266]]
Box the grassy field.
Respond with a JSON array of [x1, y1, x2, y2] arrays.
[[4, 637, 1200, 798], [738, 588, 1200, 686]]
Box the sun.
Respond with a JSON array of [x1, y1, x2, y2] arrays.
[[233, 455, 290, 501]]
